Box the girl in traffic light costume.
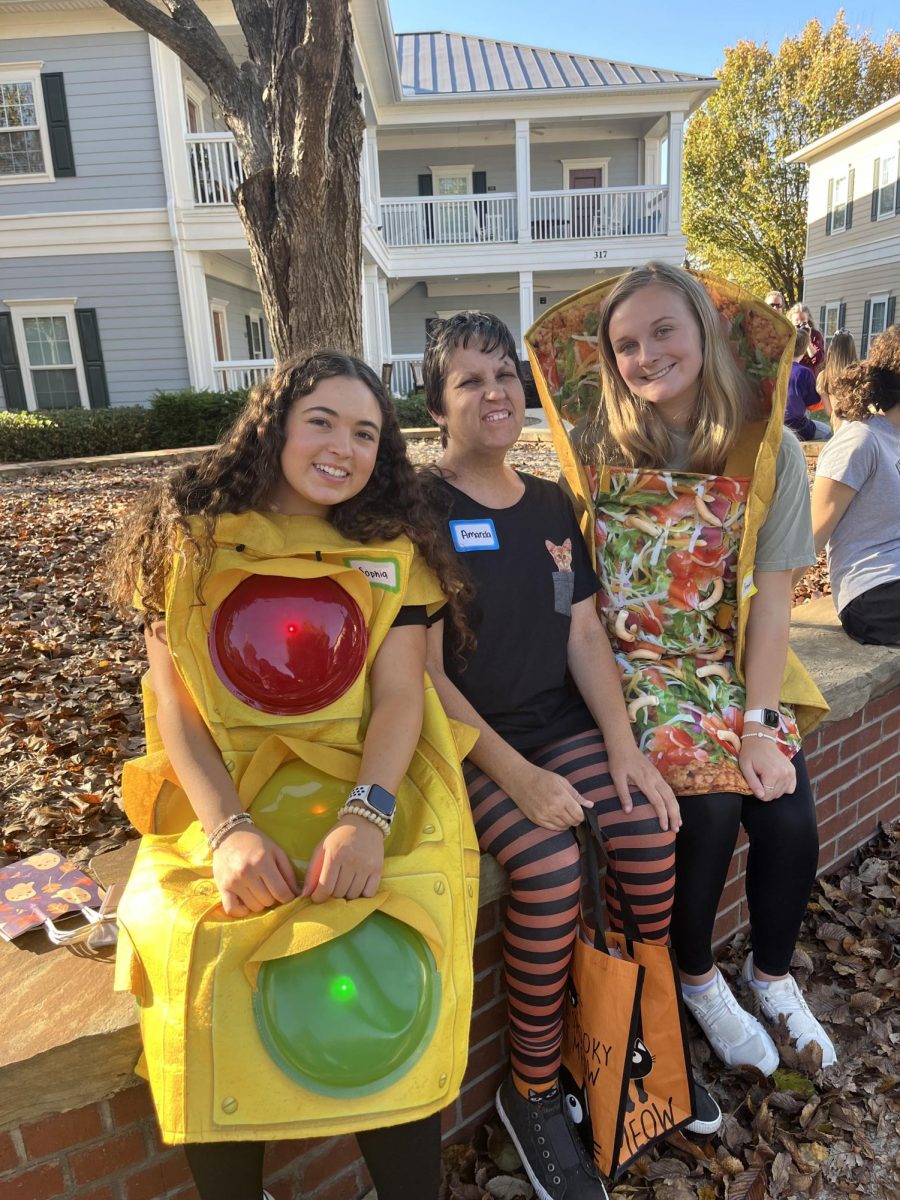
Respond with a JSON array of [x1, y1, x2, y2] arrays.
[[107, 353, 480, 1200]]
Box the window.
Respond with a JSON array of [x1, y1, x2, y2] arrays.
[[184, 79, 206, 134], [430, 165, 473, 196], [0, 64, 54, 184], [247, 311, 265, 359], [876, 149, 898, 219], [831, 175, 847, 232], [4, 300, 88, 409], [822, 301, 841, 346], [210, 302, 230, 361], [869, 294, 890, 341]]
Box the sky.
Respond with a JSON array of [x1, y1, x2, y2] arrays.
[[387, 2, 898, 79]]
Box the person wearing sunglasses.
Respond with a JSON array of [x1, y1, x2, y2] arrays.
[[765, 290, 786, 312]]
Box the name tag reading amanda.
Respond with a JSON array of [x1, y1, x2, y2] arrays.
[[449, 518, 500, 553]]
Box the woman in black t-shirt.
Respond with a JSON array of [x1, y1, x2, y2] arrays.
[[420, 313, 720, 1200]]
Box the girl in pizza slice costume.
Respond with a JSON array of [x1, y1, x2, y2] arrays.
[[106, 353, 480, 1200], [527, 264, 838, 1077]]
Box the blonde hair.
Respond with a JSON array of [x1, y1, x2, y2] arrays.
[[787, 302, 817, 330], [817, 331, 857, 401], [583, 262, 761, 474]]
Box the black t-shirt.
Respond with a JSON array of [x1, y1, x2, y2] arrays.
[[432, 472, 599, 749]]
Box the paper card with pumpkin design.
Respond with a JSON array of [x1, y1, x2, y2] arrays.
[[0, 850, 104, 941]]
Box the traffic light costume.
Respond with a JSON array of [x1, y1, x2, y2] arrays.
[[114, 510, 480, 1144]]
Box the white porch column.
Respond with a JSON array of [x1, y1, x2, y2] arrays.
[[515, 119, 532, 242], [177, 248, 217, 390], [377, 275, 392, 369], [361, 127, 381, 225], [148, 38, 194, 210], [643, 137, 661, 186], [666, 112, 685, 236], [518, 270, 534, 350], [361, 263, 383, 370]]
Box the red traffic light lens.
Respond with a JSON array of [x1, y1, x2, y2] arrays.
[[209, 575, 367, 714]]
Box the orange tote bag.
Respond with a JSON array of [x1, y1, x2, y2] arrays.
[[562, 810, 695, 1179]]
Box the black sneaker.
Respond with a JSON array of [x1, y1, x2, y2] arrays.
[[496, 1076, 609, 1200], [685, 1077, 722, 1136]]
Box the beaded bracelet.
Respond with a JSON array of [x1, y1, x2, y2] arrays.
[[336, 802, 391, 837], [741, 732, 779, 744], [208, 812, 255, 852]]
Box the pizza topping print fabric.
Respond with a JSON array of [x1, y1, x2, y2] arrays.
[[595, 466, 801, 796]]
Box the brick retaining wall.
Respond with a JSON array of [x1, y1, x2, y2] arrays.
[[1, 686, 896, 1200]]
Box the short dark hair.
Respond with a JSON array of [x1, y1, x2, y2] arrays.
[[423, 312, 523, 448]]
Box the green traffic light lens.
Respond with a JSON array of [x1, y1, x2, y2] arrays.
[[254, 911, 440, 1097]]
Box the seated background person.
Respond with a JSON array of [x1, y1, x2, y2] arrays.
[[786, 329, 831, 441], [804, 325, 900, 646]]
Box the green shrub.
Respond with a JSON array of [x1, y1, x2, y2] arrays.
[[0, 388, 250, 463], [394, 389, 435, 430], [0, 407, 151, 463], [147, 388, 248, 450]]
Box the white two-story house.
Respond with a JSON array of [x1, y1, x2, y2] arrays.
[[788, 94, 899, 356], [0, 0, 716, 411]]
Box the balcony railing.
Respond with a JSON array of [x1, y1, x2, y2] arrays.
[[214, 359, 273, 390], [386, 354, 425, 398], [380, 194, 517, 247], [530, 186, 668, 240], [188, 134, 245, 206]]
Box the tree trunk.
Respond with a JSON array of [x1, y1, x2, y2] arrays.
[[101, 0, 365, 361]]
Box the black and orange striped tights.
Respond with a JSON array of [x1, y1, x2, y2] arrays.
[[465, 728, 677, 1098]]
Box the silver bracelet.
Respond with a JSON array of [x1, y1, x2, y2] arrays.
[[208, 812, 254, 851], [741, 732, 779, 744], [336, 802, 391, 837]]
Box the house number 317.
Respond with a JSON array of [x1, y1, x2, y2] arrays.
[[593, 250, 608, 259]]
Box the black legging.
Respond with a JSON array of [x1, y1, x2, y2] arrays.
[[183, 1112, 442, 1200], [670, 751, 819, 978]]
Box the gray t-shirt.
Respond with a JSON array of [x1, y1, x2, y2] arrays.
[[665, 428, 815, 572], [815, 415, 900, 613]]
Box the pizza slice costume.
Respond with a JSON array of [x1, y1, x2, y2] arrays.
[[114, 511, 480, 1144], [525, 273, 828, 795]]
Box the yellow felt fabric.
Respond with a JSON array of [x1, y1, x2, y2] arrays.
[[525, 271, 828, 737], [115, 512, 480, 1143]]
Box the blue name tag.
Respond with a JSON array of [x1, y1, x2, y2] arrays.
[[449, 518, 500, 552]]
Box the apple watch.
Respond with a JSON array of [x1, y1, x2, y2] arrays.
[[347, 783, 397, 826], [743, 707, 780, 729]]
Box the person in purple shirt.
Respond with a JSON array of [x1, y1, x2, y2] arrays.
[[786, 329, 831, 441]]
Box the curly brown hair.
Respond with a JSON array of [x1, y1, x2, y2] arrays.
[[830, 325, 900, 421], [105, 352, 472, 644]]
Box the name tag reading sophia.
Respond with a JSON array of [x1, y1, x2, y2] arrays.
[[449, 519, 500, 553], [345, 557, 400, 592]]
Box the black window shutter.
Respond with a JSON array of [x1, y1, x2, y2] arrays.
[[837, 302, 846, 332], [825, 178, 833, 235], [245, 314, 254, 359], [887, 296, 896, 327], [418, 173, 434, 241], [860, 300, 871, 357], [846, 168, 855, 229], [473, 171, 487, 193], [41, 74, 76, 177], [75, 309, 109, 408], [872, 159, 881, 221], [0, 313, 27, 410], [819, 305, 826, 332]]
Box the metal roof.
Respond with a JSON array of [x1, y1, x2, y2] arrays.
[[395, 31, 712, 95]]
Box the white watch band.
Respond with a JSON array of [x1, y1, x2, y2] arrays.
[[743, 707, 778, 726]]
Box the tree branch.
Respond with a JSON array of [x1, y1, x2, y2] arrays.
[[231, 0, 274, 72]]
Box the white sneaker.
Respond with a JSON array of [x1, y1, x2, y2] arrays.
[[683, 969, 779, 1076], [742, 954, 837, 1068]]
